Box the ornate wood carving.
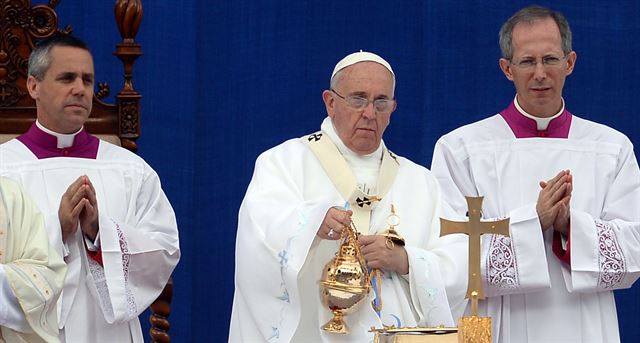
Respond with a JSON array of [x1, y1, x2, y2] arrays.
[[114, 0, 143, 152], [118, 97, 140, 151], [96, 81, 110, 100], [149, 277, 173, 343], [0, 1, 59, 108]]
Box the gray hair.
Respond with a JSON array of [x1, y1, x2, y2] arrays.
[[499, 5, 572, 60], [28, 35, 91, 81]]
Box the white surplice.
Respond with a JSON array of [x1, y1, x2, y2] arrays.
[[431, 114, 640, 343], [229, 119, 468, 343], [0, 140, 180, 343], [0, 177, 66, 343]]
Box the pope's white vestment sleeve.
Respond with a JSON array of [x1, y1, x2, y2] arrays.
[[85, 169, 180, 324], [0, 177, 66, 343], [231, 146, 332, 342], [404, 198, 469, 322], [562, 143, 640, 291], [405, 245, 467, 323]]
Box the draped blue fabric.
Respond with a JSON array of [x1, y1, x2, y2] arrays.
[[52, 1, 640, 341]]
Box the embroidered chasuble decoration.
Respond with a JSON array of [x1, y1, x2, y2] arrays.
[[305, 131, 398, 234]]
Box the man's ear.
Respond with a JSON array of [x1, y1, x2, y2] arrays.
[[564, 51, 577, 76], [499, 58, 514, 81], [322, 90, 335, 118], [26, 75, 39, 100]]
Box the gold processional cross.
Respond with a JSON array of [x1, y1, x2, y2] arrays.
[[440, 196, 510, 316]]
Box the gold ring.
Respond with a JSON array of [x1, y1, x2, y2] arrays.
[[385, 237, 394, 250]]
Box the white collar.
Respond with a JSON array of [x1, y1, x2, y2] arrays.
[[36, 120, 82, 149], [514, 95, 565, 130]]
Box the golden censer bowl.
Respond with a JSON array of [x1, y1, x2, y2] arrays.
[[319, 226, 371, 334]]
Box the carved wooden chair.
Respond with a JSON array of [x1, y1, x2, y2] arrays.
[[0, 1, 172, 342]]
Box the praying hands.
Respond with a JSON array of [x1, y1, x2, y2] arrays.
[[536, 169, 572, 235], [58, 175, 99, 242]]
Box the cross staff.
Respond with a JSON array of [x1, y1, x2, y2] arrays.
[[440, 196, 509, 316]]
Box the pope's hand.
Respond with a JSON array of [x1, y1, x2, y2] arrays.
[[358, 234, 409, 275], [317, 207, 352, 240]]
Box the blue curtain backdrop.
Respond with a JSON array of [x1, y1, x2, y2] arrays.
[[49, 0, 640, 341]]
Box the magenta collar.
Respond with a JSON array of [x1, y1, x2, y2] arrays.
[[17, 123, 99, 159], [500, 101, 572, 138]]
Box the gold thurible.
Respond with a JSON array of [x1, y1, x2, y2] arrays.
[[319, 221, 371, 334]]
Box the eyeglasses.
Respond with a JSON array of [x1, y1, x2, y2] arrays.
[[330, 89, 395, 113], [510, 55, 568, 70]]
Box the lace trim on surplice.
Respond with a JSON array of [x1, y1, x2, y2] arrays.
[[486, 234, 519, 288], [596, 220, 626, 289], [116, 223, 138, 318], [88, 257, 114, 319], [87, 220, 138, 320]]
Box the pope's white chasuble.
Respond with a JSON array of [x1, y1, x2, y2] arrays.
[[230, 118, 468, 343]]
